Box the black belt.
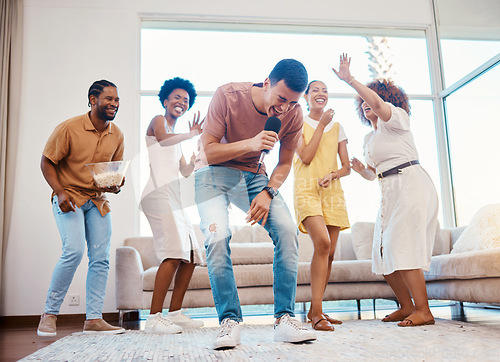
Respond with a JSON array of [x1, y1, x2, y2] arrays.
[[377, 160, 419, 179]]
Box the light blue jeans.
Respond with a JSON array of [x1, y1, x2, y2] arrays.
[[44, 196, 111, 320], [195, 166, 299, 322]]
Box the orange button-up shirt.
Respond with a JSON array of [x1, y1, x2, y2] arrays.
[[43, 112, 125, 216]]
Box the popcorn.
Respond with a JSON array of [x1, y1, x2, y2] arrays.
[[93, 171, 124, 188], [85, 160, 129, 190]]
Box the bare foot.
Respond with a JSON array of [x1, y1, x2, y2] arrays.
[[398, 310, 435, 327], [307, 310, 341, 324], [381, 308, 413, 322]]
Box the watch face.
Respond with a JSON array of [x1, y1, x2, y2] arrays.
[[264, 186, 278, 198]]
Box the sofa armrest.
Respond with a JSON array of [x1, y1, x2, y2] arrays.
[[115, 246, 145, 310]]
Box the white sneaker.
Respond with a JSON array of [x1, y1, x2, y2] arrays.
[[144, 312, 183, 334], [167, 311, 204, 329], [274, 314, 317, 343], [214, 318, 241, 350]]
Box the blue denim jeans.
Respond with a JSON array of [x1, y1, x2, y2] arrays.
[[44, 196, 112, 319], [195, 166, 299, 322]]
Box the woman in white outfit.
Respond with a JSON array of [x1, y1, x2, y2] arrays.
[[140, 77, 204, 333], [332, 54, 438, 327]]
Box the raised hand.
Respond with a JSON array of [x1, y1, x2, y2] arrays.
[[189, 111, 203, 135], [332, 53, 354, 83], [319, 108, 335, 127]]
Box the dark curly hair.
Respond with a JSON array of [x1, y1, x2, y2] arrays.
[[355, 78, 411, 127], [158, 77, 197, 110]]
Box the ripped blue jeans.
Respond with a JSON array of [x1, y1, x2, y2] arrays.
[[195, 166, 298, 322]]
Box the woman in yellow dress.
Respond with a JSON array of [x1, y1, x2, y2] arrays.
[[294, 80, 351, 331]]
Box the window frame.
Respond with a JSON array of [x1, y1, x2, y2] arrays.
[[138, 15, 456, 231]]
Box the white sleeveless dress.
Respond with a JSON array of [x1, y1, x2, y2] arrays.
[[140, 132, 203, 264]]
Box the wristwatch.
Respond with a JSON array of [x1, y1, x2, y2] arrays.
[[263, 186, 278, 199]]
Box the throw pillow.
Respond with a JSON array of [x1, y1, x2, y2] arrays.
[[351, 222, 375, 260], [451, 203, 500, 254]]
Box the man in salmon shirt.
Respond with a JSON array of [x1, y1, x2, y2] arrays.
[[37, 80, 125, 337], [194, 59, 317, 349]]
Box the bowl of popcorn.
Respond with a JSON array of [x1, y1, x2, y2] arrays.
[[85, 160, 130, 189]]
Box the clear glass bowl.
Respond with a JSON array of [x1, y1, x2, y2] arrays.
[[85, 160, 130, 188]]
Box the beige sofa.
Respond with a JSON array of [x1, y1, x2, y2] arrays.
[[115, 222, 500, 324]]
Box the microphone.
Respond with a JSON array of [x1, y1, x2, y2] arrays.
[[258, 116, 281, 166]]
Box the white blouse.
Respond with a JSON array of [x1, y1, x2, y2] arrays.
[[363, 103, 419, 174]]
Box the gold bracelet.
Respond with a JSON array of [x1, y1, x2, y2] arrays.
[[347, 77, 355, 85]]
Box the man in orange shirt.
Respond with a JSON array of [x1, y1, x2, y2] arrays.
[[37, 80, 125, 336]]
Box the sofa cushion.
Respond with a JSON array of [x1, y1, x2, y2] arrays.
[[297, 260, 384, 284], [230, 243, 274, 265], [432, 226, 451, 256], [200, 242, 274, 266], [451, 204, 500, 253], [350, 222, 374, 260], [142, 264, 276, 291], [252, 224, 272, 243], [425, 248, 500, 280], [350, 221, 452, 259]]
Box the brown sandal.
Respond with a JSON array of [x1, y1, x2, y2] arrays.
[[307, 312, 342, 325], [398, 316, 435, 327], [312, 316, 334, 331], [381, 310, 408, 323], [323, 313, 342, 325]]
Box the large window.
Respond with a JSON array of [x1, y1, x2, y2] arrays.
[[440, 40, 500, 87], [435, 0, 500, 226], [138, 24, 440, 235], [443, 62, 499, 225]]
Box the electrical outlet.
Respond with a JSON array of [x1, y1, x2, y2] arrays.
[[68, 294, 80, 306]]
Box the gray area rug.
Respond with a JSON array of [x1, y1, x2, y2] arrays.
[[22, 319, 500, 361]]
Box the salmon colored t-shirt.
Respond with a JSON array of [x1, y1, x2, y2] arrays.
[[43, 112, 125, 216], [197, 82, 303, 174]]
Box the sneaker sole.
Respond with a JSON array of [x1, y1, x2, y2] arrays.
[[144, 329, 182, 334], [274, 334, 317, 343], [213, 340, 240, 350], [82, 329, 126, 335], [37, 329, 56, 337], [172, 322, 204, 329]]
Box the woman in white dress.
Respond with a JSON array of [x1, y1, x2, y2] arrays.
[[332, 54, 438, 327], [140, 77, 204, 333]]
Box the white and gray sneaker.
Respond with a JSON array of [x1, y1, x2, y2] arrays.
[[214, 318, 241, 350], [274, 314, 317, 343], [167, 310, 204, 329], [144, 312, 183, 334]]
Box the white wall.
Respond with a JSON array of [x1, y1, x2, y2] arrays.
[[1, 0, 433, 316]]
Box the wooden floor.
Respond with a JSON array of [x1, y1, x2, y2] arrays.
[[2, 303, 500, 361]]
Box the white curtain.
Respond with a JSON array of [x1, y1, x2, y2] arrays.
[[0, 0, 23, 302]]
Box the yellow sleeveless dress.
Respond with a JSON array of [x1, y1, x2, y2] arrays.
[[293, 121, 350, 233]]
